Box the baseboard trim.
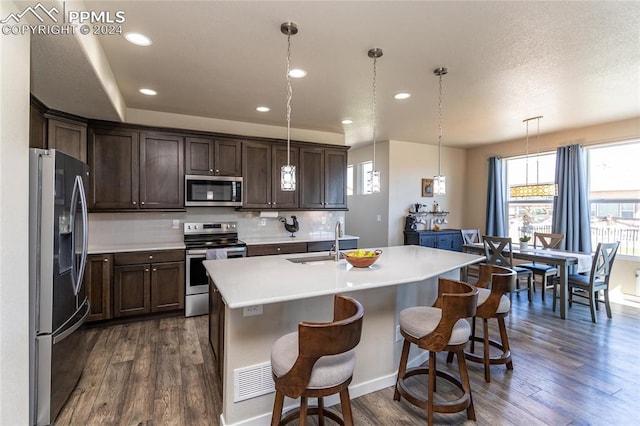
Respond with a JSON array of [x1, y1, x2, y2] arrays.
[[220, 350, 430, 426]]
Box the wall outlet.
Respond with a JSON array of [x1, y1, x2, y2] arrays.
[[259, 218, 266, 226], [172, 219, 180, 229], [376, 214, 382, 222], [395, 325, 402, 342], [321, 216, 326, 225], [243, 305, 263, 317]]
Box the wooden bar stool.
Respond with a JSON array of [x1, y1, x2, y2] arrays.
[[394, 278, 478, 425], [270, 294, 364, 426], [455, 264, 516, 382]]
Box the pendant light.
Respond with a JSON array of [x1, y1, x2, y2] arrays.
[[368, 48, 383, 193], [280, 22, 297, 191], [509, 116, 558, 198], [433, 67, 448, 195]]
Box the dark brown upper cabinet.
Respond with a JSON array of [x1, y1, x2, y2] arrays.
[[299, 147, 347, 209], [88, 128, 184, 211], [47, 118, 87, 162], [242, 141, 299, 209], [185, 136, 241, 176]]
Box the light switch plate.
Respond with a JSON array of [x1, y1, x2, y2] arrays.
[[172, 219, 180, 229]]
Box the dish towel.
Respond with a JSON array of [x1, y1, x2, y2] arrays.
[[206, 249, 228, 260]]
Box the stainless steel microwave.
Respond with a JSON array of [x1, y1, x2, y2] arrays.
[[184, 175, 243, 207]]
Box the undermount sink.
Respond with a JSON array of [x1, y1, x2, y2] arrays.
[[287, 254, 336, 264]]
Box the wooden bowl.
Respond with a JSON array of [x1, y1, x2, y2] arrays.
[[342, 249, 383, 268]]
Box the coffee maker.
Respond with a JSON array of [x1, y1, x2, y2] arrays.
[[404, 215, 417, 231]]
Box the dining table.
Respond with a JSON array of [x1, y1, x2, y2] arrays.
[[463, 242, 593, 319]]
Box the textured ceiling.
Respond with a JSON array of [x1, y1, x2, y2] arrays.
[[30, 1, 640, 147]]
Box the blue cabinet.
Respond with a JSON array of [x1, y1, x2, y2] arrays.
[[404, 229, 463, 252]]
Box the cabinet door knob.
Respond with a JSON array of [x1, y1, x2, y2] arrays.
[[104, 258, 108, 262], [273, 202, 276, 206], [276, 247, 281, 251], [145, 268, 149, 272], [149, 255, 153, 259], [215, 169, 220, 174], [209, 169, 213, 173], [153, 268, 157, 272], [141, 201, 145, 205], [132, 201, 137, 205]]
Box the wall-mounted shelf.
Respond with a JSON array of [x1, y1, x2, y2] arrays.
[[408, 211, 450, 217]]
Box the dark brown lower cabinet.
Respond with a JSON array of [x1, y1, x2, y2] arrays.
[[113, 250, 185, 318], [85, 254, 112, 322], [209, 278, 224, 390]]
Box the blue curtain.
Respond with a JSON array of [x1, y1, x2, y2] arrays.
[[486, 156, 506, 237], [552, 144, 592, 253]]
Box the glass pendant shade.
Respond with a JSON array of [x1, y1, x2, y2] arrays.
[[280, 164, 296, 191], [433, 175, 446, 195], [510, 183, 557, 198], [370, 170, 381, 193]]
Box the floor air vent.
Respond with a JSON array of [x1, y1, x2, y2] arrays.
[[234, 361, 275, 402]]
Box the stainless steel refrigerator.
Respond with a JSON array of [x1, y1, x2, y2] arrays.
[[29, 149, 90, 426]]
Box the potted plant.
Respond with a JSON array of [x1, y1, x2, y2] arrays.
[[519, 234, 531, 250]]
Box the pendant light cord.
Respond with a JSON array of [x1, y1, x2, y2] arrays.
[[437, 72, 443, 177], [285, 32, 292, 166], [372, 56, 377, 170], [525, 119, 530, 186]]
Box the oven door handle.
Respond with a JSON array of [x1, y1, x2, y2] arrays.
[[187, 247, 246, 256]]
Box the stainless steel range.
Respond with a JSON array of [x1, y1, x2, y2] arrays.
[[184, 221, 246, 317]]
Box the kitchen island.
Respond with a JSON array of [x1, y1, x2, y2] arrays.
[[203, 245, 484, 426]]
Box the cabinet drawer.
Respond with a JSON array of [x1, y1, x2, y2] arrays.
[[307, 239, 358, 252], [247, 242, 308, 257], [114, 249, 185, 265]]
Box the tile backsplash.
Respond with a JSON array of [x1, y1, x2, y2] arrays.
[[88, 208, 346, 246]]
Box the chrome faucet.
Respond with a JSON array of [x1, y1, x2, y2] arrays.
[[331, 220, 342, 261]]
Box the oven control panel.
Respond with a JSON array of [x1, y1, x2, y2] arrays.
[[184, 222, 237, 234]]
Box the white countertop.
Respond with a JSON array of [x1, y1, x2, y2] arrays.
[[88, 241, 185, 254], [204, 245, 484, 309], [241, 234, 359, 245]]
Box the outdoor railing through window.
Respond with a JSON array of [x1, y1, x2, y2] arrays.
[[591, 226, 639, 256]]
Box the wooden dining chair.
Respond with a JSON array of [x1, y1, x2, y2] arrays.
[[519, 232, 564, 300], [270, 294, 364, 426], [482, 236, 533, 302], [460, 229, 482, 282], [552, 242, 619, 323]]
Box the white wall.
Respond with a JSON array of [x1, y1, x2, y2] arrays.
[[387, 140, 467, 246], [0, 1, 30, 423], [347, 139, 467, 248], [345, 142, 390, 248]]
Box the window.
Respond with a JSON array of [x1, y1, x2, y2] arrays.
[[347, 164, 353, 196], [361, 161, 373, 195], [504, 140, 640, 257], [505, 153, 556, 242], [588, 142, 640, 256]]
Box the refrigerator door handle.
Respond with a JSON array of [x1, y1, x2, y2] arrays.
[[52, 301, 89, 344], [69, 176, 88, 296], [76, 176, 89, 295]]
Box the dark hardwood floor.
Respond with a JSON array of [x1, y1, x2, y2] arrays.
[[56, 295, 640, 425]]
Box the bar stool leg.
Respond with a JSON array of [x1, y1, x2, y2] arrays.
[[456, 348, 476, 421], [317, 397, 324, 426], [483, 318, 490, 382], [340, 388, 354, 426], [428, 351, 436, 426], [299, 396, 307, 426], [271, 391, 284, 426], [497, 316, 513, 370], [394, 339, 411, 401]]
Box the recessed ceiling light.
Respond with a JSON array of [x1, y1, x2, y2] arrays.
[[394, 92, 411, 100], [341, 119, 353, 125], [256, 106, 270, 112], [139, 88, 157, 96], [125, 32, 152, 47], [289, 69, 307, 78]]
